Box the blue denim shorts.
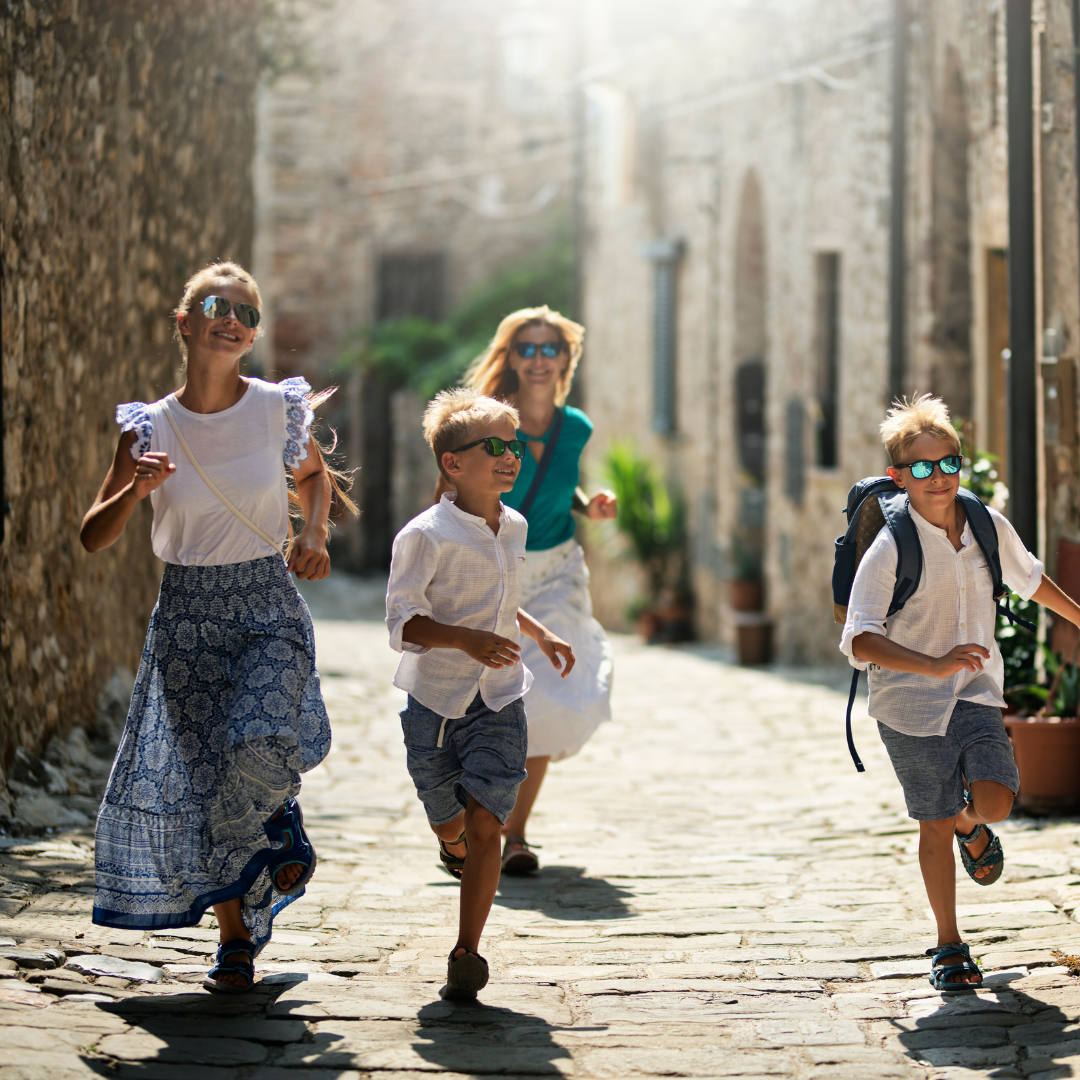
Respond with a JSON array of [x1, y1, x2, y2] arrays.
[[877, 699, 1020, 821], [400, 692, 528, 826]]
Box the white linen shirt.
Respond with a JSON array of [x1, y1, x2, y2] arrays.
[[839, 502, 1042, 736], [386, 493, 533, 718]]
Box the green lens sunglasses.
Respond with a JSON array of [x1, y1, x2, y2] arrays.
[[895, 454, 963, 479], [450, 436, 526, 459]]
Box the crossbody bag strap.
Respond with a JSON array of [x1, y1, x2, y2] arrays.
[[162, 401, 283, 553], [518, 407, 565, 520]]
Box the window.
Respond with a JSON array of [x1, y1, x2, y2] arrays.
[[813, 252, 841, 467], [641, 238, 685, 435], [376, 253, 446, 322]]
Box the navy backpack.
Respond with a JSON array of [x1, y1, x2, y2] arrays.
[[832, 478, 1036, 772]]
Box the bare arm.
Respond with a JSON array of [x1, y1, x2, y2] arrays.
[[852, 632, 990, 679], [1031, 574, 1080, 627], [518, 608, 576, 677], [287, 435, 333, 580], [572, 486, 618, 520], [80, 432, 176, 553], [401, 615, 522, 669]]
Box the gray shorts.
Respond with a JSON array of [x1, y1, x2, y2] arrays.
[[877, 699, 1019, 821], [400, 692, 527, 826]]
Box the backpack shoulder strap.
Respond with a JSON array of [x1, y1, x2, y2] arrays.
[[956, 488, 1038, 632], [956, 488, 1004, 597], [878, 490, 922, 616]]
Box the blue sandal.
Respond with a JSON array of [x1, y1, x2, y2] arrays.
[[268, 798, 317, 896], [927, 941, 982, 991], [203, 937, 256, 994], [956, 823, 1004, 886]]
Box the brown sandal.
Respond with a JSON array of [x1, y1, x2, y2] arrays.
[[438, 831, 467, 880], [501, 834, 539, 875], [445, 946, 489, 999]]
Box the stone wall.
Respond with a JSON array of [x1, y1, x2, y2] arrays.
[[1, 0, 257, 770]]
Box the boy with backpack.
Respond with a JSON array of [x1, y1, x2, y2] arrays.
[[839, 394, 1080, 990], [386, 388, 576, 1000]]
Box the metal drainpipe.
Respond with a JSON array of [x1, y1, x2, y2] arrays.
[[1007, 0, 1038, 551], [887, 0, 908, 407]]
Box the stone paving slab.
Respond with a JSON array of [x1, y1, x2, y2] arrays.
[[5, 606, 1080, 1076]]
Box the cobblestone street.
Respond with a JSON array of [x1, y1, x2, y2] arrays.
[[6, 586, 1080, 1078]]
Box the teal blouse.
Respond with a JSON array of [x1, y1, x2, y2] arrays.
[[502, 406, 593, 551]]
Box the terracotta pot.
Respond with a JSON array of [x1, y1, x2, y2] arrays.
[[736, 620, 772, 665], [730, 579, 763, 612], [1004, 716, 1080, 813], [638, 604, 694, 645]]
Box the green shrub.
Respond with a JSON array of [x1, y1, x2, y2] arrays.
[[604, 443, 687, 606], [336, 239, 573, 399]]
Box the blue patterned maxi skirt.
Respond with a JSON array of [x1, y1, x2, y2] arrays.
[[93, 556, 331, 953]]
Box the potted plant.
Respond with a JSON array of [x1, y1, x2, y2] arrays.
[[729, 534, 763, 613], [1003, 629, 1080, 813], [605, 444, 692, 644]]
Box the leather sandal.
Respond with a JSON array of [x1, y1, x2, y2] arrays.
[[927, 941, 982, 991], [501, 834, 539, 875], [445, 946, 489, 999], [956, 823, 1004, 886], [203, 937, 256, 994], [438, 831, 467, 880]]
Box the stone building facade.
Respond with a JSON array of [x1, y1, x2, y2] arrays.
[[1, 0, 258, 767], [253, 0, 575, 569], [578, 0, 1080, 662]]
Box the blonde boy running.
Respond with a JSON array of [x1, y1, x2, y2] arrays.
[[386, 388, 576, 998], [842, 395, 1080, 989]]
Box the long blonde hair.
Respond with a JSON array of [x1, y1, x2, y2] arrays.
[[463, 305, 585, 406], [172, 262, 359, 533]]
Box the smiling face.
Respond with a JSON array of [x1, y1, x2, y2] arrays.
[[887, 433, 961, 518], [440, 415, 521, 498], [507, 322, 568, 401], [178, 279, 259, 365]]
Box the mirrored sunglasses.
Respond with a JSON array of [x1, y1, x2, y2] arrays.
[[896, 454, 963, 479], [450, 436, 526, 460], [513, 341, 565, 359], [201, 295, 261, 329]]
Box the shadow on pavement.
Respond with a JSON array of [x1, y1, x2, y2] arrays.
[[494, 863, 635, 920], [885, 981, 1080, 1075], [409, 996, 576, 1075]]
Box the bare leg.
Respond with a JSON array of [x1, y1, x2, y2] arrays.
[[503, 755, 550, 849], [430, 800, 503, 956], [209, 898, 251, 988], [921, 784, 1013, 986]]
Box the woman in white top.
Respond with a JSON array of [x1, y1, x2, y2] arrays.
[[80, 261, 356, 993]]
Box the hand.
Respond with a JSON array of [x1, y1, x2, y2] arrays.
[[458, 629, 522, 669], [930, 643, 991, 679], [131, 453, 175, 499], [585, 491, 618, 521], [287, 526, 331, 580], [537, 632, 576, 678]]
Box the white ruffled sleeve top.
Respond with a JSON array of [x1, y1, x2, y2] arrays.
[[115, 377, 315, 566]]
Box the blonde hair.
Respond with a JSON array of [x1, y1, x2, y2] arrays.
[[463, 305, 584, 406], [173, 261, 263, 361], [423, 388, 520, 479], [879, 393, 962, 464], [171, 261, 358, 535]]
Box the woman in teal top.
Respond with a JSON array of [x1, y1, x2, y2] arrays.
[[463, 306, 615, 874]]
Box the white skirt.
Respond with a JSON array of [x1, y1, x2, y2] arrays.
[[519, 538, 613, 761]]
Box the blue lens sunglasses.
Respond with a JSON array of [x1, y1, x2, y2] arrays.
[[513, 341, 565, 359], [894, 454, 963, 479]]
